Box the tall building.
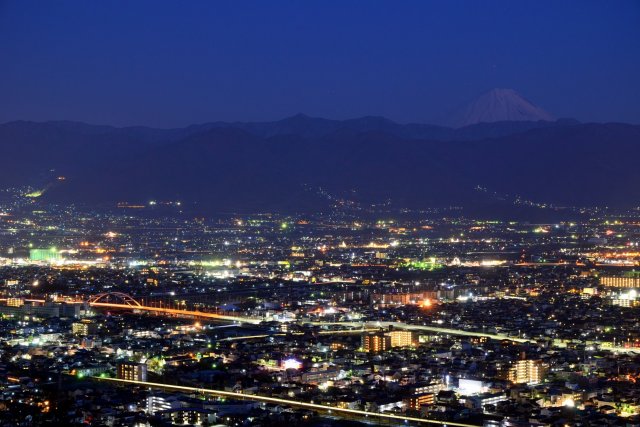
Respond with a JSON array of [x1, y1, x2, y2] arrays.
[[404, 393, 435, 411], [600, 272, 640, 288], [147, 393, 181, 415], [72, 319, 98, 336], [117, 361, 148, 382], [7, 298, 24, 307], [362, 331, 391, 353], [503, 359, 546, 384], [388, 330, 418, 348]]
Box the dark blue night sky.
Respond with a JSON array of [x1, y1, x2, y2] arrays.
[[1, 0, 639, 127]]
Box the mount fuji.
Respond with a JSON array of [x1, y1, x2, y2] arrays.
[[448, 88, 554, 127]]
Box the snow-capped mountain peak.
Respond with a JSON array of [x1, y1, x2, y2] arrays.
[[448, 88, 553, 128]]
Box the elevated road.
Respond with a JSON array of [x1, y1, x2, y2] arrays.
[[89, 301, 262, 324], [310, 321, 533, 343], [86, 292, 531, 343], [89, 293, 531, 342], [94, 377, 480, 426], [91, 301, 531, 342], [89, 299, 640, 352]]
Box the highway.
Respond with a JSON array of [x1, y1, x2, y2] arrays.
[[90, 300, 640, 353], [94, 377, 480, 427], [89, 301, 263, 324], [217, 328, 380, 342], [90, 299, 532, 342], [311, 321, 533, 343]]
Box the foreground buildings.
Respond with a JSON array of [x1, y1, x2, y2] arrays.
[[1, 194, 640, 425]]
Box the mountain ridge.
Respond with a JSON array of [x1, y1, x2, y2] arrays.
[[1, 117, 639, 215], [1, 113, 577, 143]]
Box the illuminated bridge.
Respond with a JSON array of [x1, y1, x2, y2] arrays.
[[86, 292, 536, 341], [86, 294, 640, 352], [87, 292, 262, 324], [84, 293, 640, 354]]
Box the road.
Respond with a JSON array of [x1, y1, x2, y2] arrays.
[[90, 300, 533, 342], [310, 321, 533, 343], [92, 301, 640, 354], [94, 377, 480, 426], [90, 301, 263, 324]]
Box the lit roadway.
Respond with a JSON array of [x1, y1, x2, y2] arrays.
[[217, 328, 380, 342], [91, 301, 640, 353], [94, 377, 480, 427], [310, 321, 534, 343], [89, 300, 532, 342], [89, 301, 263, 324]]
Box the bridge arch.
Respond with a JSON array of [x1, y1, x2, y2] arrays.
[[89, 292, 142, 307]]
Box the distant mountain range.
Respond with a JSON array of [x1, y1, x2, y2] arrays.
[[1, 109, 639, 215]]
